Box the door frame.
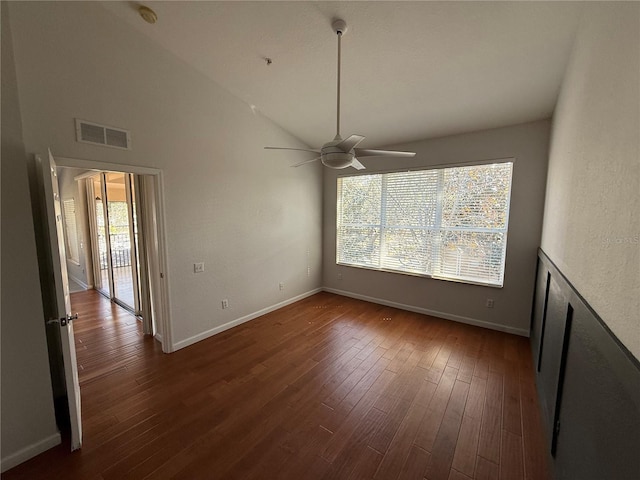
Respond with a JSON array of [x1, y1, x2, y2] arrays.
[[55, 155, 173, 353]]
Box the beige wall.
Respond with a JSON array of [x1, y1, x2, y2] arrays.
[[1, 3, 60, 470], [7, 1, 323, 350], [323, 120, 550, 335], [542, 2, 640, 360]]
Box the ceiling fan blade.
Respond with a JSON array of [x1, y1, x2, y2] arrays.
[[291, 157, 322, 167], [264, 147, 320, 154], [351, 158, 366, 170], [354, 148, 416, 158], [336, 134, 365, 152]]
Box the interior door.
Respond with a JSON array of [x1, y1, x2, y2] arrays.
[[40, 149, 83, 450]]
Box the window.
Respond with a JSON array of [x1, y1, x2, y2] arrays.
[[336, 161, 513, 287], [62, 198, 81, 265]]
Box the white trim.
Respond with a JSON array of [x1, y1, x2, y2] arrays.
[[154, 171, 173, 353], [57, 156, 161, 176], [0, 432, 61, 473], [322, 287, 529, 337], [171, 283, 527, 352], [68, 274, 89, 290], [336, 156, 516, 178], [172, 288, 323, 351], [53, 154, 172, 352]]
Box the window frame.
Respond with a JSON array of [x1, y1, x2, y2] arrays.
[[336, 158, 514, 288], [62, 197, 81, 266]]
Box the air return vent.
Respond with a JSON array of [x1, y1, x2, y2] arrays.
[[75, 119, 131, 150]]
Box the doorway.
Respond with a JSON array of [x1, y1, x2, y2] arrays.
[[34, 152, 173, 452], [62, 159, 172, 347]]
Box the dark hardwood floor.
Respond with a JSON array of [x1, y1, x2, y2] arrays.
[[4, 290, 550, 480]]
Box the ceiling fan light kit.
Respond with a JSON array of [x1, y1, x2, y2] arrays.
[[265, 19, 416, 170]]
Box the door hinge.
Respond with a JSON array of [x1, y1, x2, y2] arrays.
[[47, 313, 78, 326]]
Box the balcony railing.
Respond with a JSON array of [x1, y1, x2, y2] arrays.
[[98, 233, 132, 269]]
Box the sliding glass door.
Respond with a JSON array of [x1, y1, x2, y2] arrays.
[[106, 173, 135, 308], [89, 172, 141, 313], [93, 176, 111, 297]]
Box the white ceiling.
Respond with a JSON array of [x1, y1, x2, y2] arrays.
[[100, 1, 584, 149]]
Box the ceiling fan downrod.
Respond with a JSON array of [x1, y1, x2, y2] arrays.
[[333, 19, 348, 138], [263, 18, 416, 170]]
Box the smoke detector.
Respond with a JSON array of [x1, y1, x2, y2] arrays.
[[138, 5, 158, 24]]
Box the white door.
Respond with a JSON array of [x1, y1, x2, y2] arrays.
[[40, 149, 83, 450]]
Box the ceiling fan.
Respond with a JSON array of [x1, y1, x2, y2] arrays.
[[265, 19, 416, 170]]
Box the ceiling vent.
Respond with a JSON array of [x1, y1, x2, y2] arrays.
[[75, 119, 131, 150]]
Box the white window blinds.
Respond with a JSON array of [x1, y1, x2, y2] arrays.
[[62, 198, 80, 265], [336, 162, 513, 287]]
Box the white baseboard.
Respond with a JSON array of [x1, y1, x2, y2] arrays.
[[172, 288, 323, 351], [68, 274, 89, 291], [170, 285, 526, 352], [0, 432, 61, 473], [322, 287, 529, 337]]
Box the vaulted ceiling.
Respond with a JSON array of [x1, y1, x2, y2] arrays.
[[101, 1, 584, 148]]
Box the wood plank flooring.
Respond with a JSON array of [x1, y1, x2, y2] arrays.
[[4, 290, 550, 480]]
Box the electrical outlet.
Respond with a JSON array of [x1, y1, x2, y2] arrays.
[[279, 282, 285, 291], [486, 298, 494, 308], [194, 262, 205, 273], [307, 266, 311, 277], [222, 299, 229, 309], [337, 273, 343, 280]]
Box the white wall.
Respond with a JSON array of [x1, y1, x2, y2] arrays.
[[7, 1, 323, 350], [542, 2, 640, 360], [323, 120, 550, 335], [57, 168, 91, 288], [1, 3, 60, 471]]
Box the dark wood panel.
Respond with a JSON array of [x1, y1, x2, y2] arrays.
[[530, 264, 550, 372], [554, 300, 640, 479], [533, 249, 640, 480], [537, 276, 569, 439], [4, 290, 550, 480]]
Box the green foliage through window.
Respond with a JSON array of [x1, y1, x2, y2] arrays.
[[336, 162, 513, 287]]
